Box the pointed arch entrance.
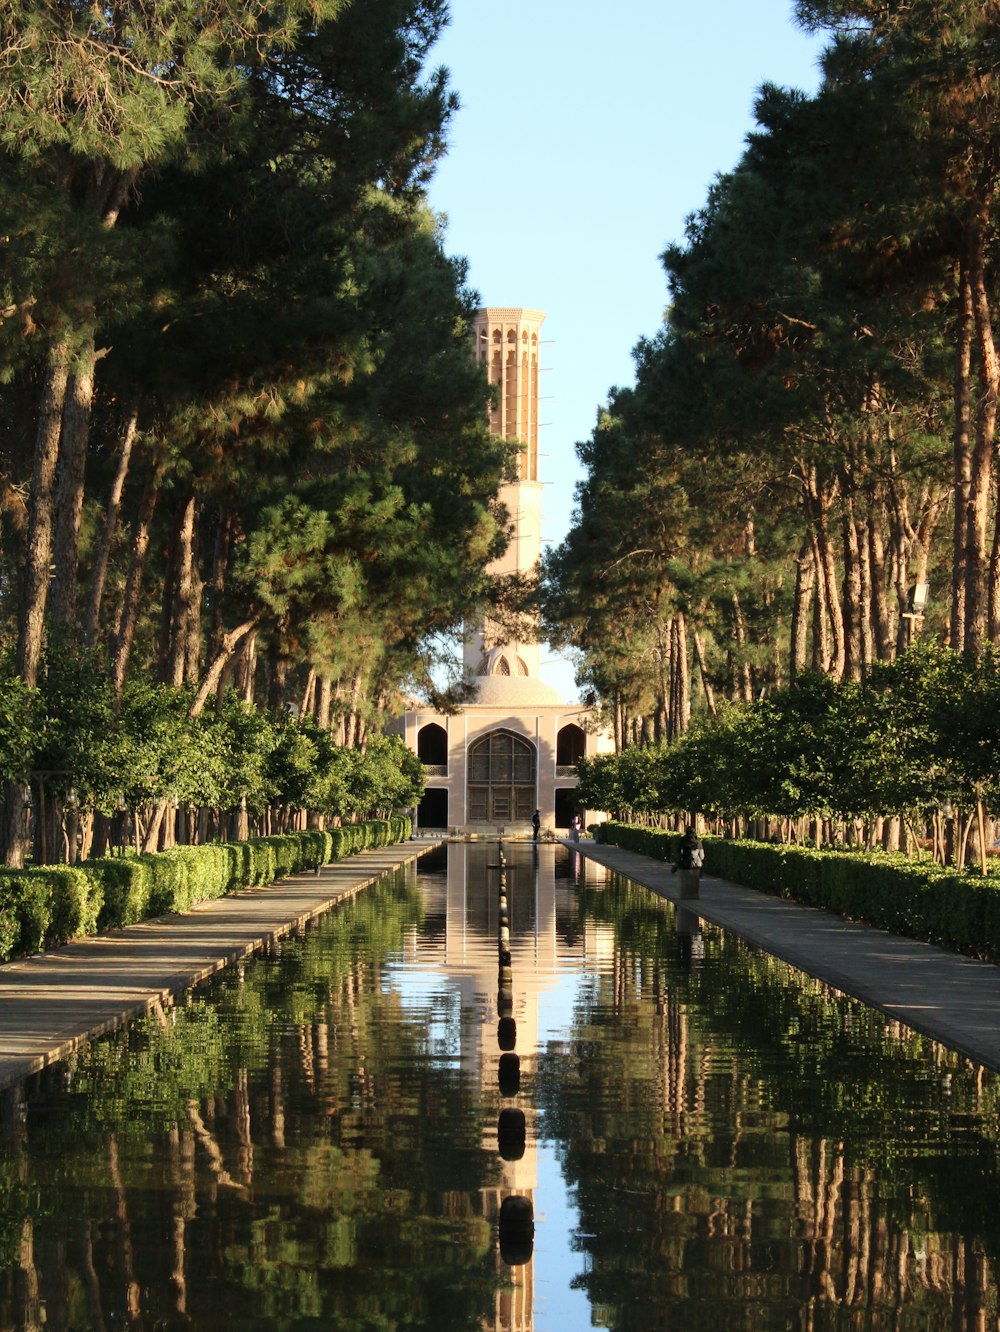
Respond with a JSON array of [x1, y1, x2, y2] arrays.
[[467, 729, 536, 824]]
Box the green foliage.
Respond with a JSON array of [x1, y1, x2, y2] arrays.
[[0, 815, 411, 959], [603, 821, 1000, 965], [582, 643, 1000, 829], [600, 822, 682, 864], [0, 864, 101, 955], [0, 671, 38, 782], [346, 734, 425, 819], [0, 0, 510, 872]]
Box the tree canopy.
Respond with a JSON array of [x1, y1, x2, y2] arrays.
[[543, 1, 998, 750], [0, 0, 511, 863]]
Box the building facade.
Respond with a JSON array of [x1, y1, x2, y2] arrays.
[[394, 307, 612, 835]]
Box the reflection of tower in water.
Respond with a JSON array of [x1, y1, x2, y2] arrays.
[[491, 839, 534, 1329], [407, 842, 612, 1332]]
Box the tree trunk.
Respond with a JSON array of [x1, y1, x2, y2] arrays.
[[111, 461, 163, 694], [188, 619, 260, 717], [963, 213, 999, 655], [691, 630, 717, 717], [49, 332, 98, 634], [168, 492, 197, 687], [857, 511, 874, 672], [731, 593, 753, 703], [316, 674, 332, 729], [666, 619, 678, 741], [300, 666, 317, 720], [142, 618, 258, 855], [805, 468, 844, 677], [790, 537, 815, 679], [654, 621, 668, 743], [867, 513, 893, 662], [809, 531, 830, 672], [18, 333, 73, 687], [2, 335, 74, 866], [674, 611, 689, 735], [235, 632, 257, 704], [952, 253, 974, 651], [841, 493, 863, 682], [207, 505, 233, 663], [84, 407, 138, 649], [988, 504, 1000, 642]]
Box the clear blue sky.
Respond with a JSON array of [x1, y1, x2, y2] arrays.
[[425, 1, 826, 699]]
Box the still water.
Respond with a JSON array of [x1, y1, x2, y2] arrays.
[[1, 842, 999, 1330]]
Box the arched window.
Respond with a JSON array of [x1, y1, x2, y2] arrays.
[[556, 723, 586, 767], [417, 722, 448, 766], [467, 730, 536, 824]]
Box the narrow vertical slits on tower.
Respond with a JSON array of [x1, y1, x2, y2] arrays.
[[474, 308, 546, 483]]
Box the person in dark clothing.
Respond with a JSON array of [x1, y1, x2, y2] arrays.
[[531, 809, 541, 841], [675, 825, 704, 872]]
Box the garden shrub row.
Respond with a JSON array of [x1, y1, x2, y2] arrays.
[[602, 821, 1000, 965], [0, 815, 411, 963]]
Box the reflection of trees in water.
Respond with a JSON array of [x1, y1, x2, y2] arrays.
[[0, 871, 499, 1330], [538, 873, 1000, 1330]]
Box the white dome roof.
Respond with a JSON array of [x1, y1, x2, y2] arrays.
[[471, 674, 566, 708]]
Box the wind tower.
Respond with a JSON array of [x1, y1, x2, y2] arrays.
[[464, 308, 546, 682], [392, 302, 611, 834]]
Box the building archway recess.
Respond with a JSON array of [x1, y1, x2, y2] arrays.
[[468, 729, 536, 823], [555, 788, 579, 829], [417, 723, 448, 766], [556, 723, 586, 767], [417, 788, 448, 829]]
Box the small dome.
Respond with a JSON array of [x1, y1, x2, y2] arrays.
[[472, 674, 565, 708]]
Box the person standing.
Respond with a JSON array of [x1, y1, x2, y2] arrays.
[[673, 825, 704, 900], [531, 809, 541, 841], [570, 813, 581, 842], [675, 825, 704, 872]]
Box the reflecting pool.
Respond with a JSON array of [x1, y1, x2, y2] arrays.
[[1, 842, 1000, 1330]]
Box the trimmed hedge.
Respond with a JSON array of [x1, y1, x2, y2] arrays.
[[602, 821, 1000, 964], [0, 815, 412, 963]]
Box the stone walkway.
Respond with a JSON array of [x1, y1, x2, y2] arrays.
[[568, 839, 1000, 1074], [0, 842, 435, 1093]]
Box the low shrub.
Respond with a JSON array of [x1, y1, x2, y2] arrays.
[[602, 821, 1000, 964], [0, 813, 413, 963], [0, 866, 102, 959], [603, 823, 682, 864]]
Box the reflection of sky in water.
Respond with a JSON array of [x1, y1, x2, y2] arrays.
[[384, 966, 464, 1061], [537, 972, 588, 1045], [534, 1143, 593, 1332]]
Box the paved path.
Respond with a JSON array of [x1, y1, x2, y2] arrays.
[[567, 839, 1000, 1073], [0, 841, 436, 1093]]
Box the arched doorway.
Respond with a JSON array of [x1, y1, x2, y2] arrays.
[[417, 788, 448, 829], [467, 730, 536, 824], [555, 788, 579, 829]]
